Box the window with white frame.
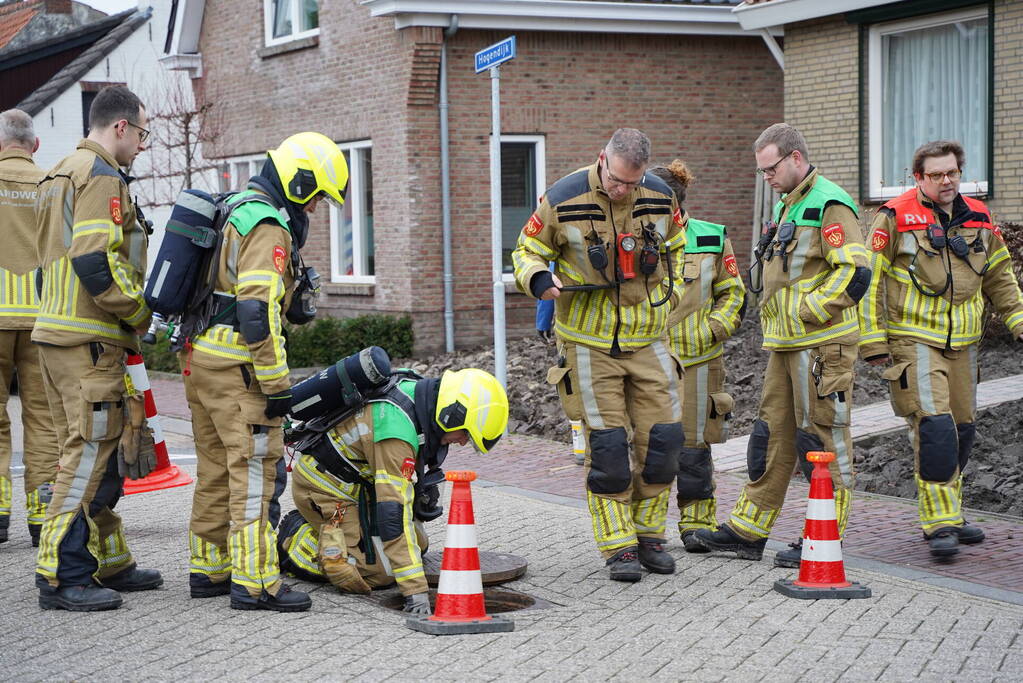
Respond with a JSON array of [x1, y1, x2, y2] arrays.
[[264, 0, 319, 46], [868, 7, 989, 201], [500, 135, 546, 276], [329, 141, 373, 283], [217, 153, 265, 194]]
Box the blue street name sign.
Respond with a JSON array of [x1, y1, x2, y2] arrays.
[[474, 36, 516, 74]]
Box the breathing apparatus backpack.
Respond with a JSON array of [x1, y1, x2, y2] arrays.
[[142, 188, 318, 350], [285, 346, 422, 481]]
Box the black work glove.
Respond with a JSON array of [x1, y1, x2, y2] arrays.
[[264, 390, 293, 418], [413, 484, 444, 522]]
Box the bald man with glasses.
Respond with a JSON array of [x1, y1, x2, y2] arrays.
[[858, 139, 1023, 558]]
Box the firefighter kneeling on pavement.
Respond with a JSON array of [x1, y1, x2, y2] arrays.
[[276, 367, 508, 615]]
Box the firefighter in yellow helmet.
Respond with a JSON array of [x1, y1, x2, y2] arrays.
[[277, 367, 509, 615], [183, 132, 348, 611]]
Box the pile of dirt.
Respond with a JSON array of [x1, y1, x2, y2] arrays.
[[396, 318, 1021, 515]]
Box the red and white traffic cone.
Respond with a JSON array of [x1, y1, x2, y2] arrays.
[[406, 470, 514, 634], [123, 353, 193, 495], [774, 451, 870, 599]]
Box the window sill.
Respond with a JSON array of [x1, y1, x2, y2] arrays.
[[258, 35, 319, 59], [324, 282, 374, 297]]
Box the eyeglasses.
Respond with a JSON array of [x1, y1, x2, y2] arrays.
[[124, 120, 150, 144], [602, 160, 642, 189], [756, 151, 793, 177], [923, 169, 962, 183]]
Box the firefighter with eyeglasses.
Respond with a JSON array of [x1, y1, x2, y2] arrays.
[[513, 128, 687, 582], [693, 123, 870, 567], [647, 161, 746, 553], [859, 139, 1023, 558], [277, 362, 508, 615]]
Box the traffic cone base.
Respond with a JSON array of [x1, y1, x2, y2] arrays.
[[406, 470, 514, 635], [123, 462, 193, 495], [406, 613, 514, 635], [773, 578, 871, 600], [774, 450, 870, 600]]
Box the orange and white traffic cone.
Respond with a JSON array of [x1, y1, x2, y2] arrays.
[[774, 451, 870, 599], [406, 470, 514, 634], [123, 353, 193, 495]]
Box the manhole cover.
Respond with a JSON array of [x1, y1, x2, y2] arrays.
[[377, 586, 553, 613], [423, 551, 527, 586]]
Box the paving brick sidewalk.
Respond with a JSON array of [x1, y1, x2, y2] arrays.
[[146, 373, 1023, 600]]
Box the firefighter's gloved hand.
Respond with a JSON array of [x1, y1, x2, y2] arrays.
[[118, 394, 155, 479], [403, 592, 432, 615], [264, 390, 293, 418]]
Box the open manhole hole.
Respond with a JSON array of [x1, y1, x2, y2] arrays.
[[375, 586, 554, 613]]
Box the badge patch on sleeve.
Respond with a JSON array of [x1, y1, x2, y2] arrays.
[[723, 254, 738, 276], [992, 225, 1004, 242], [273, 246, 287, 274], [109, 198, 122, 225], [822, 223, 845, 247], [871, 228, 890, 252], [673, 208, 685, 229], [523, 213, 544, 237], [401, 457, 416, 481]]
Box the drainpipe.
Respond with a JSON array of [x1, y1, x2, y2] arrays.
[[440, 15, 458, 352]]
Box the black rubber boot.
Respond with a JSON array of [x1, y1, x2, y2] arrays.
[[28, 524, 41, 548], [230, 583, 311, 612], [190, 573, 231, 598], [605, 547, 642, 582], [958, 523, 985, 545], [680, 530, 710, 554], [0, 516, 8, 544], [39, 583, 122, 611], [692, 525, 767, 561], [927, 528, 960, 557], [637, 537, 676, 574], [103, 566, 164, 592], [773, 538, 803, 568]]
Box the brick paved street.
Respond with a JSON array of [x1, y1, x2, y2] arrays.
[[1, 374, 1021, 680]]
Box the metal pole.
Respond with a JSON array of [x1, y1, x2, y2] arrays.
[[440, 16, 458, 353], [489, 66, 507, 388]]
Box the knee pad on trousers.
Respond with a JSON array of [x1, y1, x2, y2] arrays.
[[956, 422, 976, 471], [89, 453, 123, 516], [918, 414, 959, 482], [746, 419, 770, 482], [642, 422, 682, 485], [795, 429, 825, 481], [268, 459, 287, 528], [376, 501, 404, 541], [587, 427, 630, 494], [676, 447, 713, 500]]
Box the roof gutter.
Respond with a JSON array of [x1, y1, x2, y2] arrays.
[[362, 0, 780, 37], [732, 0, 900, 31]]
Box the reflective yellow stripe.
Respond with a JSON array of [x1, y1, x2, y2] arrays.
[[0, 475, 11, 515], [631, 488, 670, 536], [587, 491, 636, 552], [728, 489, 779, 539], [189, 531, 231, 575]]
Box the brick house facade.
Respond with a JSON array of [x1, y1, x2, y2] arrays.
[[736, 0, 1023, 224], [171, 0, 783, 353]]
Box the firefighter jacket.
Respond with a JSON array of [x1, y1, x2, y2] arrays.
[[512, 162, 686, 353], [0, 148, 44, 330], [756, 169, 868, 351], [668, 216, 746, 367], [32, 139, 150, 350], [189, 190, 296, 395], [859, 189, 1023, 357], [294, 378, 427, 596]]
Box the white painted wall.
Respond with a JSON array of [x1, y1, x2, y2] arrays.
[[30, 0, 218, 273]]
